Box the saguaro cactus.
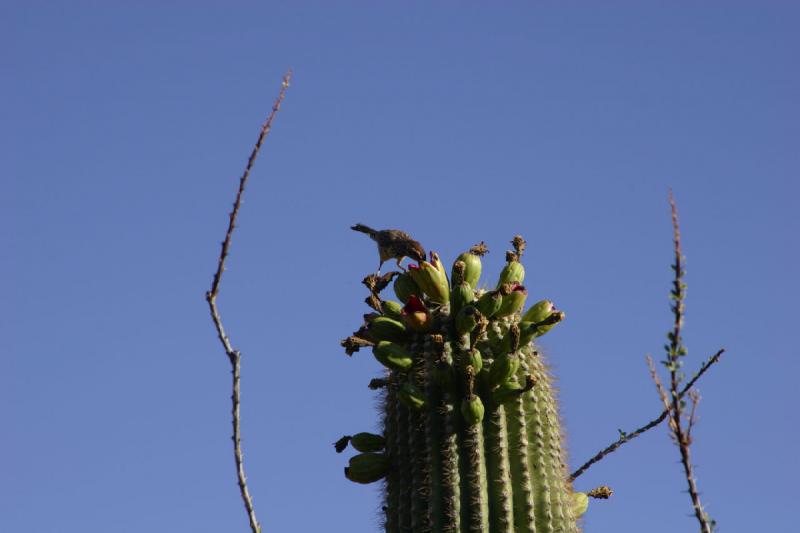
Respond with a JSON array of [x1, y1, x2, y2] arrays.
[[339, 236, 589, 533]]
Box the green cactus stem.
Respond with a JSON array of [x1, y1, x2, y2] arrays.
[[340, 236, 585, 532]]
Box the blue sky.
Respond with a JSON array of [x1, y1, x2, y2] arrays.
[[2, 2, 798, 532]]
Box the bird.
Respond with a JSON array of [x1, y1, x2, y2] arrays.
[[351, 224, 426, 272]]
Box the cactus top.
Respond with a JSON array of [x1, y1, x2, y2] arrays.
[[339, 236, 587, 533]]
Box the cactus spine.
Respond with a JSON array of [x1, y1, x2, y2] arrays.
[[339, 236, 583, 532]]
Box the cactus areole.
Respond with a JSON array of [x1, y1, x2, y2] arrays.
[[339, 236, 587, 533]]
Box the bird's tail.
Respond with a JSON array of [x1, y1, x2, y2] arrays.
[[351, 223, 377, 237]]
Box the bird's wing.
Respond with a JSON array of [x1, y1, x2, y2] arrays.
[[386, 230, 415, 243]]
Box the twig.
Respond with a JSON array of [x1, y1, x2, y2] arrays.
[[663, 191, 714, 533], [647, 355, 670, 413], [569, 348, 723, 481], [205, 71, 292, 533], [686, 389, 701, 441]]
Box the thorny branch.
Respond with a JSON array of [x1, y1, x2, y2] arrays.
[[205, 71, 291, 533], [569, 348, 723, 481], [569, 194, 724, 505], [662, 191, 715, 533]]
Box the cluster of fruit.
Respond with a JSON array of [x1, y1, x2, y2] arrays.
[[337, 236, 584, 533]]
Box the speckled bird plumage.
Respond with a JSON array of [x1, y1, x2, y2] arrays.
[[351, 223, 426, 271]]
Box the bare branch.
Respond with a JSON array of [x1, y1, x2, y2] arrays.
[[205, 71, 292, 533], [686, 389, 701, 441], [569, 349, 723, 481], [647, 356, 671, 412], [570, 194, 724, 516], [648, 355, 677, 439], [663, 191, 714, 533]]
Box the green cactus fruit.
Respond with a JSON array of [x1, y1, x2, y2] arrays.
[[394, 272, 422, 304], [495, 283, 528, 318], [381, 300, 404, 320], [475, 289, 503, 318], [345, 452, 390, 484], [409, 258, 450, 304], [455, 305, 481, 335], [460, 394, 485, 425], [489, 352, 520, 389], [451, 278, 475, 319], [367, 316, 408, 343], [534, 310, 565, 337], [430, 251, 449, 281], [467, 348, 483, 374], [572, 492, 589, 517], [521, 299, 554, 323], [351, 432, 386, 452], [373, 341, 414, 371], [452, 250, 483, 289], [398, 381, 427, 410], [497, 258, 525, 287], [520, 300, 566, 337]]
